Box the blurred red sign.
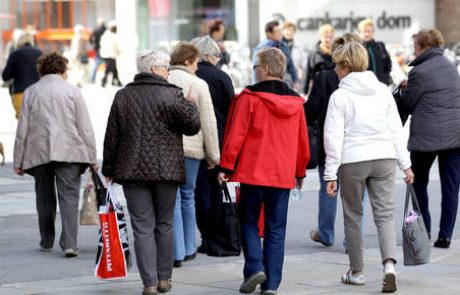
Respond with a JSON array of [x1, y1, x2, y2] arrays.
[[148, 0, 171, 18]]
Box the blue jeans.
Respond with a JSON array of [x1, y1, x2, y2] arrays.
[[238, 184, 290, 291], [173, 157, 200, 260], [318, 165, 337, 246], [90, 52, 104, 83], [411, 147, 460, 239]]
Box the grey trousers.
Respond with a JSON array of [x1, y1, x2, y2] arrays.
[[122, 182, 178, 288], [339, 159, 397, 272], [31, 162, 85, 251]]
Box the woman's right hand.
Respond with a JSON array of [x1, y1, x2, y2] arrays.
[[399, 79, 408, 90], [14, 167, 24, 176], [326, 181, 338, 197], [404, 168, 415, 184], [186, 88, 198, 104]]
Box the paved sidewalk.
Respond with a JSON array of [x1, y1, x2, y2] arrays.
[[1, 243, 460, 295]]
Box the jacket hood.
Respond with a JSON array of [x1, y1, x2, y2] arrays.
[[128, 72, 176, 88], [409, 47, 443, 67], [241, 82, 304, 118], [339, 71, 381, 96]]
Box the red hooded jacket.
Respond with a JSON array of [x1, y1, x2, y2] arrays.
[[219, 82, 310, 189]]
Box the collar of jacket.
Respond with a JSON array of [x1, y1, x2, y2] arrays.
[[128, 72, 171, 87], [409, 47, 443, 67], [170, 65, 195, 75], [198, 61, 214, 68], [40, 74, 65, 82]]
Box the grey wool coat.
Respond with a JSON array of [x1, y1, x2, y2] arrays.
[[14, 74, 97, 170]]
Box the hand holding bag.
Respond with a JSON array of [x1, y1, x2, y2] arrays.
[[402, 184, 430, 266]]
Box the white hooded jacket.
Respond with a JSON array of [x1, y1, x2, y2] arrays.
[[323, 71, 411, 181]]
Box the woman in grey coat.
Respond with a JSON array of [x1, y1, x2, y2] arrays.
[[14, 52, 97, 257], [400, 28, 460, 249]]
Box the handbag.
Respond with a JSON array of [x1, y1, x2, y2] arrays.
[[79, 173, 99, 225], [402, 184, 430, 266], [392, 86, 409, 125], [95, 184, 132, 279], [307, 119, 321, 170], [205, 182, 241, 257]]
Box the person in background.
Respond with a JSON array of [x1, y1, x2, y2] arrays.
[[89, 18, 106, 83], [358, 18, 392, 85], [306, 33, 361, 248], [190, 36, 235, 254], [218, 47, 309, 295], [400, 28, 460, 249], [304, 24, 335, 95], [282, 21, 307, 87], [71, 24, 89, 87], [252, 21, 299, 89], [13, 52, 97, 257], [102, 50, 200, 295], [209, 19, 230, 69], [168, 42, 220, 267], [324, 42, 413, 293], [2, 32, 42, 119], [100, 20, 122, 87]]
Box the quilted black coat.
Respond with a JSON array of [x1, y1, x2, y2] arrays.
[[102, 72, 201, 184]]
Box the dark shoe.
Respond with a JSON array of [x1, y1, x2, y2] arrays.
[[197, 242, 207, 254], [310, 229, 332, 247], [142, 286, 158, 295], [184, 252, 196, 261], [434, 238, 451, 248], [157, 280, 172, 293], [239, 271, 267, 293], [173, 260, 182, 268]]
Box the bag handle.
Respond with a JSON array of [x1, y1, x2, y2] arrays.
[[404, 183, 422, 218], [105, 183, 118, 208], [221, 182, 238, 217]]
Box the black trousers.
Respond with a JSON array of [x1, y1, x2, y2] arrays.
[[411, 147, 460, 239], [102, 58, 121, 86]]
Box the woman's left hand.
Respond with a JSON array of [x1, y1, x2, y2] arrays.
[[217, 172, 229, 184], [404, 168, 415, 184], [14, 167, 24, 176], [326, 181, 338, 197]]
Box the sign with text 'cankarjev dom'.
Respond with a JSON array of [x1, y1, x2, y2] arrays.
[[259, 0, 435, 48]]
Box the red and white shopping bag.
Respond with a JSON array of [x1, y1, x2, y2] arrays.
[[95, 184, 131, 280]]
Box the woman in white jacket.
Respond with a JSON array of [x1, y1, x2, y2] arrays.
[[168, 42, 220, 267], [99, 21, 122, 87], [323, 42, 414, 293]]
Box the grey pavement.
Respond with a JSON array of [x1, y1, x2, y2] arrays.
[[1, 85, 460, 294]]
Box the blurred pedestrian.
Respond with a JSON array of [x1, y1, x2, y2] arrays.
[[306, 33, 361, 248], [89, 18, 106, 83], [168, 42, 220, 267], [100, 20, 122, 87], [304, 24, 335, 94], [282, 21, 307, 86], [71, 24, 89, 87], [358, 18, 392, 85], [209, 19, 230, 69], [102, 50, 200, 295], [400, 28, 460, 249], [2, 32, 41, 119], [252, 21, 299, 89], [218, 47, 309, 295], [13, 52, 97, 257], [190, 36, 235, 254], [324, 42, 413, 292]]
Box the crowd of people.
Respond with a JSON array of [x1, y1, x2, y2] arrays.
[[2, 15, 460, 295]]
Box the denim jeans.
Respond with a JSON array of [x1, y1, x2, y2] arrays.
[[238, 184, 290, 291], [90, 52, 104, 83], [173, 157, 201, 260]]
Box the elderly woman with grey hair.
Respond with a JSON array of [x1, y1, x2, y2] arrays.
[[189, 36, 235, 254], [102, 49, 201, 295]]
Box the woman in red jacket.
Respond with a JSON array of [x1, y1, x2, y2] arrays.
[[218, 47, 309, 295]]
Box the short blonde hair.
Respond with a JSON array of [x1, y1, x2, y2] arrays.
[[256, 47, 286, 79], [332, 42, 369, 72], [319, 24, 335, 37], [283, 21, 297, 32], [358, 18, 374, 33]]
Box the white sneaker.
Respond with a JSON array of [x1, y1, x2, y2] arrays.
[[341, 270, 365, 285], [64, 248, 79, 257]]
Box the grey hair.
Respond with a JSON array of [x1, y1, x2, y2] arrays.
[[136, 50, 170, 73], [255, 47, 286, 79], [190, 36, 220, 61]]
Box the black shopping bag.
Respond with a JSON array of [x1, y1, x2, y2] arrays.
[[91, 171, 107, 208], [206, 182, 241, 257]]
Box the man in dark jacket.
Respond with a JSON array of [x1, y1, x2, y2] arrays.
[[252, 21, 299, 89], [103, 50, 200, 295], [219, 47, 309, 295], [2, 33, 41, 119], [358, 19, 392, 85], [89, 18, 106, 83], [400, 28, 460, 249]]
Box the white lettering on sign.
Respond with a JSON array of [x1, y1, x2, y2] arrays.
[[102, 222, 113, 272]]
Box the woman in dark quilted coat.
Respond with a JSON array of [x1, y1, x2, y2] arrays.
[[102, 50, 200, 295]]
